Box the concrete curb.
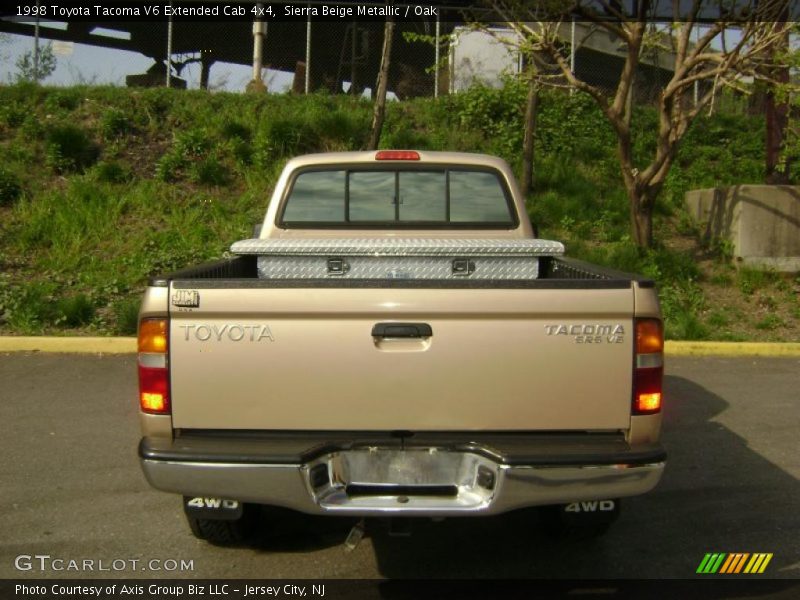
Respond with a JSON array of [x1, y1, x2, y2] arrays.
[[0, 337, 137, 354], [664, 341, 800, 357], [1, 337, 800, 357]]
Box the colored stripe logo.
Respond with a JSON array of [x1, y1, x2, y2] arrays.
[[697, 553, 773, 574]]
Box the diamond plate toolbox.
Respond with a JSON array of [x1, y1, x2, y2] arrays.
[[230, 238, 565, 280]]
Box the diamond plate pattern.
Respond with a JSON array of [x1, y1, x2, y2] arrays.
[[256, 255, 539, 280], [231, 238, 565, 257]]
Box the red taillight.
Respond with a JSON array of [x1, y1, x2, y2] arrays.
[[139, 366, 170, 413], [634, 365, 663, 414], [138, 318, 170, 415], [633, 318, 663, 415], [375, 150, 420, 161]]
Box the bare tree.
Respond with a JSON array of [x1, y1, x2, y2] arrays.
[[367, 18, 395, 150], [481, 0, 794, 248], [521, 73, 540, 194], [775, 24, 800, 176]]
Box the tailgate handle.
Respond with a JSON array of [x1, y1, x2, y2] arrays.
[[372, 323, 433, 338]]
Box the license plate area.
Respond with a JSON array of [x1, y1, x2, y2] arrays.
[[304, 448, 501, 514], [346, 484, 458, 497]]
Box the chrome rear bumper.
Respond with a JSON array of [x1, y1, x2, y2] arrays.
[[140, 434, 665, 516]]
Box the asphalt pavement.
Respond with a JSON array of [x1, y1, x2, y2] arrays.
[[0, 353, 798, 582]]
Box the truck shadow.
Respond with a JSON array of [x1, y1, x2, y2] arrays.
[[361, 374, 800, 581], [248, 507, 358, 553]]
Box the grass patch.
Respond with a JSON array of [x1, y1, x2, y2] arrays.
[[0, 167, 23, 206], [55, 294, 95, 327], [706, 310, 731, 328], [45, 124, 100, 173], [738, 267, 780, 295], [755, 315, 785, 331], [93, 160, 132, 184], [112, 297, 140, 335], [100, 108, 134, 140]]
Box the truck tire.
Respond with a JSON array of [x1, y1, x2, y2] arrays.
[[542, 518, 612, 540], [185, 504, 257, 545], [539, 501, 618, 540]]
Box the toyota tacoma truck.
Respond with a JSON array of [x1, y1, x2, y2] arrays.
[[137, 150, 666, 544]]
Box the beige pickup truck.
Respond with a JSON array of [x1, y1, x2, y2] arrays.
[[137, 150, 666, 544]]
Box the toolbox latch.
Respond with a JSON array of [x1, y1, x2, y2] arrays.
[[451, 258, 475, 276], [327, 258, 350, 276]]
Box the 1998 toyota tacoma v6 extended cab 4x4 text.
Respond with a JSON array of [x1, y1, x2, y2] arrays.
[[136, 150, 666, 544]]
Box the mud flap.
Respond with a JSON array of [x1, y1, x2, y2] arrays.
[[560, 499, 620, 525], [183, 496, 244, 521]]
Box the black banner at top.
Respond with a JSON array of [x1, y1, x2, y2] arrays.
[[1, 0, 798, 23], [6, 1, 477, 23]]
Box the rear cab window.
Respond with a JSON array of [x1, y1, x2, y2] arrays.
[[279, 167, 517, 229]]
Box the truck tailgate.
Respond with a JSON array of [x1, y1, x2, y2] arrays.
[[168, 284, 634, 431]]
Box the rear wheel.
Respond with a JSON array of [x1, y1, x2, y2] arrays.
[[183, 498, 258, 545], [539, 500, 619, 540], [186, 516, 250, 545]]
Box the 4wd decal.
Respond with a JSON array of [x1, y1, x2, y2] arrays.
[[183, 496, 243, 521], [564, 500, 617, 513], [186, 498, 240, 510]]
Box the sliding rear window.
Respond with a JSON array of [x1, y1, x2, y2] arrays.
[[279, 167, 517, 228]]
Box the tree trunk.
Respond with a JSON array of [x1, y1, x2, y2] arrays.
[[367, 19, 394, 151], [628, 188, 654, 249], [521, 79, 539, 194], [765, 23, 790, 183]]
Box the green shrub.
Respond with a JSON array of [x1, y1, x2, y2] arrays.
[[0, 102, 27, 128], [100, 108, 133, 140], [42, 89, 82, 112], [706, 310, 731, 328], [259, 116, 313, 157], [0, 167, 23, 206], [452, 80, 526, 160], [382, 127, 431, 150], [155, 151, 185, 182], [56, 294, 95, 327], [112, 297, 140, 335], [314, 110, 368, 150], [94, 161, 132, 184], [659, 281, 708, 340], [191, 156, 230, 187], [710, 272, 733, 286], [665, 311, 710, 341], [140, 88, 173, 124], [175, 128, 212, 158], [20, 114, 45, 139], [755, 314, 784, 330], [0, 281, 58, 333], [230, 140, 253, 166], [45, 124, 99, 173], [738, 267, 779, 295], [221, 121, 251, 141]]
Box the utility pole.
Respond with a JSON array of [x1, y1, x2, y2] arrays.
[[247, 3, 267, 92]]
